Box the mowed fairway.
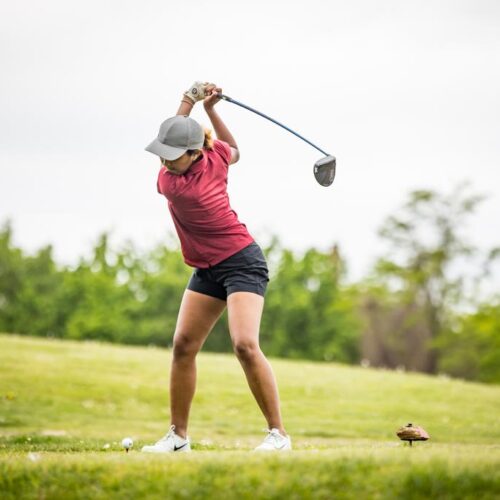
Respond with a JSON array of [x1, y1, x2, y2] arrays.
[[1, 334, 499, 499]]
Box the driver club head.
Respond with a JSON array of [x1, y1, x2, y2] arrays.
[[314, 155, 336, 187]]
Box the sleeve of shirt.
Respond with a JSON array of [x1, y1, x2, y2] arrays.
[[213, 140, 232, 168], [156, 170, 162, 194]]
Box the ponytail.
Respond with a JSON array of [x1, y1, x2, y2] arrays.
[[187, 128, 214, 157], [203, 128, 214, 150]]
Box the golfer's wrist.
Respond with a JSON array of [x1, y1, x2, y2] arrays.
[[204, 104, 217, 113], [181, 97, 195, 107]]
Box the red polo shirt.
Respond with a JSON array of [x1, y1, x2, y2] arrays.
[[157, 140, 254, 268]]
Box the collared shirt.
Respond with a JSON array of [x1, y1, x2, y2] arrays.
[[157, 140, 254, 268]]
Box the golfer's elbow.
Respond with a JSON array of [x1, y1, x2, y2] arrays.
[[230, 147, 240, 165]]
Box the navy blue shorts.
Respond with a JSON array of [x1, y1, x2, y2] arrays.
[[187, 242, 269, 301]]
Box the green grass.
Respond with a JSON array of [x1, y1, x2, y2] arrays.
[[1, 334, 500, 499]]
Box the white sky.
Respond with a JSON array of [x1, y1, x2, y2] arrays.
[[1, 0, 499, 284]]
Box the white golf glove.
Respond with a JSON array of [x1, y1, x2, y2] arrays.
[[183, 81, 214, 103]]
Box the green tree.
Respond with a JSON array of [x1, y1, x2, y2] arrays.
[[0, 221, 63, 337], [363, 184, 493, 373], [437, 301, 500, 383], [261, 243, 361, 362]]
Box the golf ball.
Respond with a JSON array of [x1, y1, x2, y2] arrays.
[[121, 437, 133, 450]]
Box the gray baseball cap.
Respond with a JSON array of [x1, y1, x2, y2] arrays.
[[145, 115, 204, 160]]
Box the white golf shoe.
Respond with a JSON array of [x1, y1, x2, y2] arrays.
[[141, 425, 191, 453], [254, 428, 292, 451]]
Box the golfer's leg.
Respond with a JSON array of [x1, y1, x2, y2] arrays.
[[227, 292, 286, 435], [170, 290, 226, 438]]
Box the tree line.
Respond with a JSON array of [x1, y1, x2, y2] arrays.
[[1, 184, 499, 383]]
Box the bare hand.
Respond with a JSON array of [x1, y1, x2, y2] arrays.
[[203, 86, 222, 110]]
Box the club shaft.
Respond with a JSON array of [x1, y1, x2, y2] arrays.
[[218, 94, 328, 156]]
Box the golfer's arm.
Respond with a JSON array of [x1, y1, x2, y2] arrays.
[[176, 98, 194, 116], [204, 108, 240, 164]]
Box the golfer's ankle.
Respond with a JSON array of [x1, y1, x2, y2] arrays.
[[172, 424, 187, 439], [270, 425, 287, 436]]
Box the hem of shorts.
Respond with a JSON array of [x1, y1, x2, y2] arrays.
[[227, 285, 266, 298], [186, 283, 227, 301]]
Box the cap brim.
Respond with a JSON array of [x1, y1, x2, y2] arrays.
[[145, 139, 186, 161]]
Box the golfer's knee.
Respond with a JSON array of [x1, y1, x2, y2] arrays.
[[233, 340, 260, 363], [172, 334, 199, 360]]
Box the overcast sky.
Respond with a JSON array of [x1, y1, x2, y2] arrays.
[[1, 0, 499, 284]]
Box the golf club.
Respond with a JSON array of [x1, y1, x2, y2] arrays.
[[217, 93, 336, 187]]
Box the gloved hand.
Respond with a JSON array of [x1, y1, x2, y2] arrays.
[[183, 81, 215, 103]]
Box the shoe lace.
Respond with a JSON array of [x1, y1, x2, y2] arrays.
[[262, 428, 282, 445], [155, 424, 176, 445]]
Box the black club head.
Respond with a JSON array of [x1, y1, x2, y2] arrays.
[[314, 155, 336, 187]]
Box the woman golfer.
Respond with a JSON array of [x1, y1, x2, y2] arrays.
[[141, 82, 291, 452]]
